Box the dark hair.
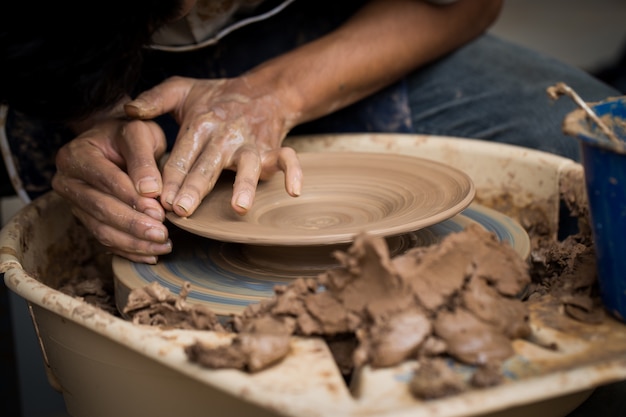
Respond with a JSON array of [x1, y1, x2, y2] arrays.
[[0, 1, 184, 123]]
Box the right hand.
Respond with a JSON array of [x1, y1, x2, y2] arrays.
[[125, 75, 303, 219], [52, 117, 172, 264]]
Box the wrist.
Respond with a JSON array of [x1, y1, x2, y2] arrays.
[[243, 59, 306, 132]]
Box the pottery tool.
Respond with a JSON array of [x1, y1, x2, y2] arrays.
[[547, 82, 622, 146]]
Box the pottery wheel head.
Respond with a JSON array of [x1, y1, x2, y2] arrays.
[[113, 201, 530, 317]]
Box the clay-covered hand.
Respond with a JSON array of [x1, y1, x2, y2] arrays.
[[52, 118, 171, 264], [124, 75, 302, 218]]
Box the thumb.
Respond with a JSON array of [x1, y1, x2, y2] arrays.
[[124, 76, 192, 119]]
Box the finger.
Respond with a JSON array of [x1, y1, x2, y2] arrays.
[[171, 143, 228, 216], [52, 175, 169, 247], [160, 114, 221, 214], [55, 156, 165, 222], [55, 138, 130, 196], [109, 250, 161, 265], [230, 149, 262, 215], [55, 138, 164, 220], [119, 120, 167, 199], [258, 147, 302, 196], [276, 146, 302, 197], [73, 206, 172, 264], [124, 76, 193, 119]]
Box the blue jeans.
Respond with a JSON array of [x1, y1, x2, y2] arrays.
[[405, 34, 620, 161]]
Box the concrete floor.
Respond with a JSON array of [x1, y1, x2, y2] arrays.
[[2, 0, 626, 416]]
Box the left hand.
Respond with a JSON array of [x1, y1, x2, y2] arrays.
[[124, 75, 303, 218], [52, 117, 172, 264]]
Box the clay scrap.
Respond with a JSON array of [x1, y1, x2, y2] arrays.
[[122, 224, 532, 397], [123, 281, 226, 331], [232, 223, 530, 369]]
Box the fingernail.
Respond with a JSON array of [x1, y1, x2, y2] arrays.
[[145, 256, 158, 265], [144, 208, 164, 221], [155, 240, 172, 252], [124, 103, 142, 117], [145, 227, 166, 242], [176, 196, 193, 213], [137, 178, 160, 194], [291, 181, 301, 197], [125, 100, 155, 118], [235, 192, 251, 209], [164, 192, 176, 206]]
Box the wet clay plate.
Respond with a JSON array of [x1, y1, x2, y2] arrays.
[[166, 152, 476, 245]]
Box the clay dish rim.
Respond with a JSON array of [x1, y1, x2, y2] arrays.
[[166, 151, 476, 245]]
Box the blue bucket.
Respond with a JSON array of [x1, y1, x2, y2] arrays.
[[565, 96, 626, 321]]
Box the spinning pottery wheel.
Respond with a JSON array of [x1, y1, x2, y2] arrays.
[[113, 152, 530, 316], [10, 135, 624, 417]]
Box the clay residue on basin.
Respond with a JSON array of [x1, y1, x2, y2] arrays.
[[50, 182, 611, 401], [562, 106, 626, 148]]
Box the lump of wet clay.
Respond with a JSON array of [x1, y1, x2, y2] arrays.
[[234, 224, 531, 371], [354, 307, 432, 368], [409, 359, 466, 400], [528, 231, 605, 324], [124, 281, 225, 331], [186, 333, 291, 372], [58, 274, 118, 316]]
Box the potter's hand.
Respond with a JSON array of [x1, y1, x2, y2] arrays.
[[52, 118, 171, 264], [124, 75, 302, 217]]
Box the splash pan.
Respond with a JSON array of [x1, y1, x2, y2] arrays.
[[3, 134, 626, 417]]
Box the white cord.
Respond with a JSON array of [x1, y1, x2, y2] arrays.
[[0, 104, 33, 204], [148, 0, 297, 52]]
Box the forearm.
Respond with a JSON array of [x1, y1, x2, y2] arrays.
[[244, 0, 502, 128]]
